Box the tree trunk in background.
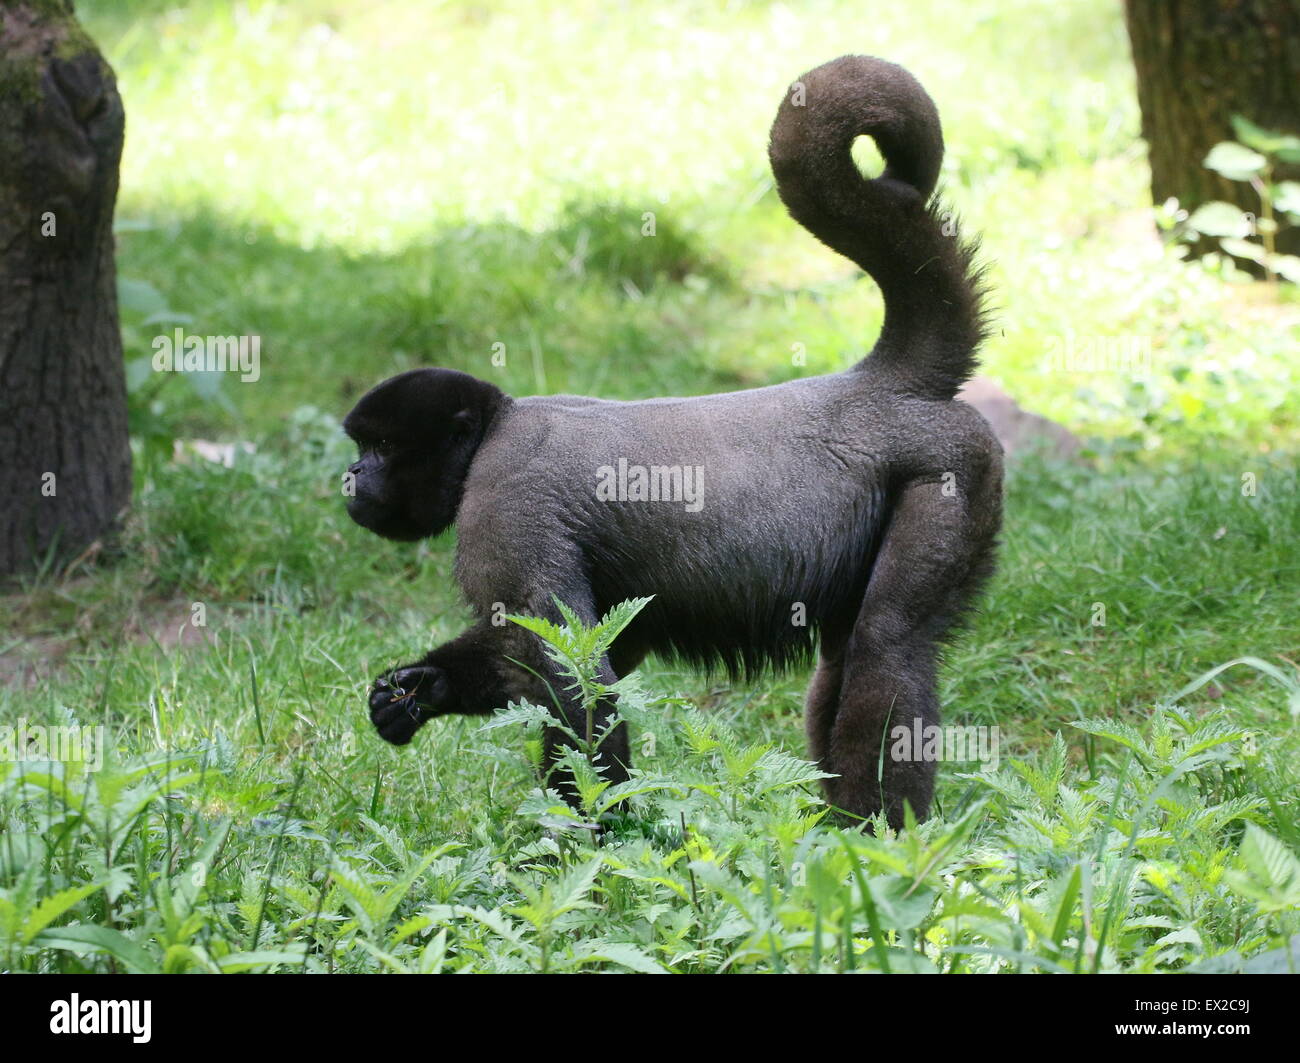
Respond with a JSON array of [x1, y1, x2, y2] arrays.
[[0, 1, 131, 577], [1124, 0, 1300, 268]]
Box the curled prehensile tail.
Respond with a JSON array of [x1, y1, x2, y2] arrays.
[[768, 55, 989, 399]]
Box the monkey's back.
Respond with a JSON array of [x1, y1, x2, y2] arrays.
[[454, 369, 994, 677]]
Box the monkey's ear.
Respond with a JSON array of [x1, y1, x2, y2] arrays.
[[451, 409, 477, 436]]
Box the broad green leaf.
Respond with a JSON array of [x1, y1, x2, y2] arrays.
[[419, 928, 449, 974], [0, 895, 21, 941], [1219, 237, 1266, 263], [1203, 141, 1266, 180], [353, 938, 407, 972], [0, 832, 42, 877], [753, 748, 833, 795], [1230, 116, 1300, 156], [458, 905, 528, 947], [595, 775, 681, 814], [163, 943, 208, 973], [1269, 254, 1300, 284], [864, 874, 937, 930], [216, 948, 306, 972], [1185, 201, 1252, 237], [117, 276, 169, 316], [125, 356, 154, 393], [1239, 824, 1300, 890], [1273, 181, 1300, 216], [35, 925, 157, 972], [390, 914, 433, 946]]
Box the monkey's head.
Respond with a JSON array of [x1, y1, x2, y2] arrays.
[[342, 368, 507, 541]]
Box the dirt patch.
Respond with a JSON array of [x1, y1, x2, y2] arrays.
[[0, 592, 219, 691]]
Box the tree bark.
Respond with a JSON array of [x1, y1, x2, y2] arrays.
[[0, 0, 131, 577], [1124, 0, 1300, 266]]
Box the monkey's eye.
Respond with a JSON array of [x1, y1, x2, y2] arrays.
[[373, 439, 395, 457]]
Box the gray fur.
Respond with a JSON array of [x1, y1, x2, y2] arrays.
[[344, 55, 1003, 828]]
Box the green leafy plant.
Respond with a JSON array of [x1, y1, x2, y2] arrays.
[[1184, 116, 1300, 283], [4, 637, 1296, 972], [117, 262, 236, 468], [496, 597, 653, 815]]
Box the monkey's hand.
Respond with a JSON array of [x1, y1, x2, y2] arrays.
[[368, 666, 449, 745]]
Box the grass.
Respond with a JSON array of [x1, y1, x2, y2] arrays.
[[0, 0, 1296, 972]]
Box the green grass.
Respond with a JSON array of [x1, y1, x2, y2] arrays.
[[0, 0, 1297, 972]]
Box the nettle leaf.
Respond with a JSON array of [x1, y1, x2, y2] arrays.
[[595, 774, 681, 814], [571, 940, 667, 973], [1240, 824, 1300, 889], [1203, 141, 1266, 181], [551, 856, 606, 913], [1185, 201, 1253, 237], [516, 788, 589, 830], [1070, 717, 1149, 759], [506, 611, 567, 644], [22, 882, 103, 943], [1224, 824, 1300, 912], [752, 748, 833, 795], [476, 699, 559, 733], [1188, 795, 1265, 835], [1178, 720, 1252, 758]]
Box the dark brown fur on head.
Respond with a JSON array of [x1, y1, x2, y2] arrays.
[[343, 368, 506, 541]]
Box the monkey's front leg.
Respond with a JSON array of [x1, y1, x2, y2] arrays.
[[365, 609, 631, 817], [367, 624, 508, 745]]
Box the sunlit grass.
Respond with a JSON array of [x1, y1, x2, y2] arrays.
[[80, 0, 1299, 446]]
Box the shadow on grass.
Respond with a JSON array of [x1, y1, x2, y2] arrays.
[[116, 199, 742, 434]]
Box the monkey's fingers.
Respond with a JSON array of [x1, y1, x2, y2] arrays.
[[369, 691, 427, 744], [367, 676, 424, 741], [391, 666, 449, 711]]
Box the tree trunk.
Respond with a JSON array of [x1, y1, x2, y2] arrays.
[[0, 0, 131, 578], [1124, 0, 1300, 268]]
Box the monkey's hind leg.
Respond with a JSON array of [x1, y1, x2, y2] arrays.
[[804, 632, 847, 772], [821, 476, 998, 830]]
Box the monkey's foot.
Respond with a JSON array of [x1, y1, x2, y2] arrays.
[[368, 666, 448, 745]]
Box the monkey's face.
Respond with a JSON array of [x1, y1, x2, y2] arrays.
[[344, 441, 433, 540], [342, 368, 504, 541]]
